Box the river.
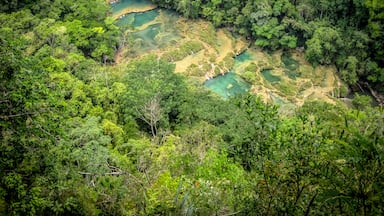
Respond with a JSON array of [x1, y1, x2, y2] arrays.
[[110, 0, 343, 106]]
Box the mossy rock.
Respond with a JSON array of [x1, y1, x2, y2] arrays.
[[298, 65, 314, 78], [298, 81, 313, 92], [161, 41, 204, 62], [276, 82, 297, 96], [333, 85, 349, 98], [199, 23, 217, 47], [243, 71, 257, 83], [209, 54, 217, 63], [186, 64, 204, 76], [201, 62, 211, 71], [223, 54, 235, 67], [245, 63, 258, 73], [214, 66, 221, 75]]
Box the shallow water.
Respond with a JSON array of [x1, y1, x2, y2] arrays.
[[132, 23, 161, 50], [116, 10, 159, 28], [261, 69, 281, 82], [112, 1, 252, 98], [111, 0, 153, 15], [204, 72, 250, 99], [232, 50, 254, 73], [115, 5, 182, 56], [116, 13, 135, 27], [129, 13, 182, 54], [204, 50, 254, 98], [281, 53, 300, 80], [235, 51, 253, 63], [133, 10, 159, 27]]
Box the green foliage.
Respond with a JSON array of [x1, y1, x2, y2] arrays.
[[121, 55, 188, 135], [306, 27, 343, 65], [176, 0, 201, 19], [322, 108, 384, 215], [352, 93, 372, 110], [192, 150, 246, 214], [102, 119, 125, 147], [253, 18, 284, 50], [222, 95, 280, 170], [146, 171, 182, 214], [279, 34, 297, 49], [1, 0, 384, 215]]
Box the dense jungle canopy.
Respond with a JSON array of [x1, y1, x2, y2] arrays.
[[0, 0, 383, 215]]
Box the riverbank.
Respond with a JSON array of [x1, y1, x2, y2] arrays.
[[111, 1, 347, 107]]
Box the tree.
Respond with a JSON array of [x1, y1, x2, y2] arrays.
[[279, 34, 297, 48], [121, 55, 187, 134], [322, 108, 384, 215], [176, 0, 201, 19], [352, 93, 372, 110], [306, 26, 343, 65], [138, 94, 162, 139], [339, 56, 359, 84], [222, 95, 279, 170], [253, 18, 285, 50]]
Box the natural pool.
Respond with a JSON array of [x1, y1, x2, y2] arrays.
[[131, 23, 162, 51], [270, 93, 286, 105], [116, 10, 159, 28], [261, 69, 281, 83], [281, 53, 300, 80], [232, 51, 254, 74], [235, 51, 253, 63], [112, 1, 252, 98], [113, 0, 182, 56], [204, 72, 250, 99], [111, 0, 153, 15], [110, 1, 339, 105], [204, 50, 255, 98], [130, 12, 182, 54]]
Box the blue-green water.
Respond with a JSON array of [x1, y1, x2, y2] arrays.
[[131, 23, 161, 51], [116, 9, 159, 28], [111, 0, 153, 15], [232, 50, 254, 74], [114, 1, 182, 55], [134, 10, 159, 27], [281, 53, 300, 80], [236, 51, 253, 63], [204, 72, 251, 99], [204, 51, 254, 98], [116, 13, 135, 27], [262, 69, 281, 82], [111, 0, 252, 99], [116, 10, 155, 27], [130, 16, 181, 53]]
